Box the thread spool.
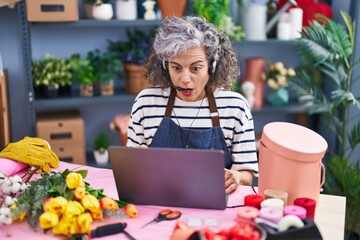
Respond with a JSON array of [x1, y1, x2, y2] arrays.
[[264, 189, 288, 206], [294, 197, 316, 220], [283, 205, 307, 219], [261, 198, 284, 212], [278, 215, 304, 232], [244, 194, 265, 210], [259, 206, 283, 223], [236, 206, 260, 222]]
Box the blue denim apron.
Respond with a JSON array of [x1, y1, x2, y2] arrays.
[[150, 88, 232, 169]]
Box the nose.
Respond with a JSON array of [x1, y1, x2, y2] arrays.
[[180, 69, 191, 83]]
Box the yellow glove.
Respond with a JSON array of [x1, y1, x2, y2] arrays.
[[0, 136, 59, 172]]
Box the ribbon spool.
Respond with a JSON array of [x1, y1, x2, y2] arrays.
[[236, 206, 260, 222], [244, 194, 265, 210], [264, 189, 288, 206], [294, 197, 316, 220], [259, 206, 283, 223], [261, 198, 284, 213], [283, 205, 307, 219]]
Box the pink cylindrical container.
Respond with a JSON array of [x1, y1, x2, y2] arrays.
[[258, 122, 327, 205]]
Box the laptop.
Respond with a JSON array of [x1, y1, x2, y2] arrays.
[[108, 146, 226, 210]]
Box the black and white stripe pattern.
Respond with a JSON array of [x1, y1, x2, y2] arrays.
[[127, 87, 258, 174]]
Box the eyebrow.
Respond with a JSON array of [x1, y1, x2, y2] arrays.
[[169, 60, 205, 66]]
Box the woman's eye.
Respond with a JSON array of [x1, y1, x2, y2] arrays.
[[191, 66, 201, 72], [172, 66, 181, 72]]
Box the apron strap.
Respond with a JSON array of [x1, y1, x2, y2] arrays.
[[165, 88, 176, 118], [164, 87, 220, 127], [206, 87, 220, 127]]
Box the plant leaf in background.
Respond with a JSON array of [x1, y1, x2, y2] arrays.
[[289, 11, 360, 239]]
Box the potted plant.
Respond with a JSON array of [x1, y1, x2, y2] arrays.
[[32, 54, 72, 98], [192, 0, 245, 41], [93, 131, 111, 164], [108, 28, 154, 94], [84, 0, 113, 20], [87, 49, 123, 96], [289, 11, 360, 239], [69, 53, 97, 97]]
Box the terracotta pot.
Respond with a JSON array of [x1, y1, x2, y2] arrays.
[[101, 80, 114, 96], [242, 58, 265, 109], [79, 84, 94, 97], [157, 0, 187, 17], [124, 63, 151, 94]]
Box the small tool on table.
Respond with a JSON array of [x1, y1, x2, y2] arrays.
[[141, 208, 182, 228], [68, 222, 137, 240]]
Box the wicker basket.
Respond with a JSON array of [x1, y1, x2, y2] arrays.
[[124, 63, 151, 94]]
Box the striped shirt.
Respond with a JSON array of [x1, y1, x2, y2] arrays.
[[127, 87, 258, 174]]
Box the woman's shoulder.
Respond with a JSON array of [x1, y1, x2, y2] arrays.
[[215, 89, 248, 105], [134, 87, 170, 102]]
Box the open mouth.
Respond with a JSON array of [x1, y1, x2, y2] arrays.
[[174, 86, 192, 92]]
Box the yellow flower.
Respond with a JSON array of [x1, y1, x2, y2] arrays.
[[78, 213, 93, 233], [10, 204, 26, 221], [81, 194, 100, 213], [74, 186, 86, 200], [267, 79, 279, 90], [277, 75, 288, 87], [100, 197, 119, 211], [287, 68, 296, 76], [39, 211, 59, 229], [274, 61, 284, 71], [90, 208, 103, 220], [66, 172, 83, 189], [63, 200, 85, 220], [49, 196, 68, 215], [52, 217, 72, 236]]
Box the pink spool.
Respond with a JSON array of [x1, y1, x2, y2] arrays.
[[259, 206, 283, 223], [283, 205, 307, 219], [236, 206, 259, 222]]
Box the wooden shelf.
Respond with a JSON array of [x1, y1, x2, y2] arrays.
[[30, 19, 161, 28]]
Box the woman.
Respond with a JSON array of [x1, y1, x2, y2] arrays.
[[127, 16, 258, 194]]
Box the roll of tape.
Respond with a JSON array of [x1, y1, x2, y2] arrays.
[[294, 197, 316, 220], [261, 198, 284, 212], [244, 194, 265, 210], [283, 205, 307, 219], [278, 215, 304, 232], [259, 206, 283, 223], [264, 189, 288, 206], [236, 206, 260, 222]]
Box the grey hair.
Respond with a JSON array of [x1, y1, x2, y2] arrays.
[[145, 16, 239, 91]]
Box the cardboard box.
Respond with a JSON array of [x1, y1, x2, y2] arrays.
[[37, 111, 84, 145], [36, 111, 86, 165], [52, 143, 86, 165], [25, 0, 79, 22]]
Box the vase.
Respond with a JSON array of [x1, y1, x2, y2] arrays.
[[94, 150, 109, 165], [157, 0, 187, 17], [267, 87, 289, 106], [84, 3, 113, 20], [116, 0, 137, 20], [124, 63, 151, 94], [242, 58, 265, 109]]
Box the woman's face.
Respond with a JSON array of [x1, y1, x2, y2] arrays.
[[168, 47, 209, 102]]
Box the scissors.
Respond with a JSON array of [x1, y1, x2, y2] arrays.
[[141, 209, 182, 228]]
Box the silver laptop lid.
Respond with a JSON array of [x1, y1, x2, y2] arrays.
[[108, 146, 226, 210]]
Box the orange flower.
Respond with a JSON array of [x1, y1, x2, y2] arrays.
[[43, 197, 53, 212], [90, 208, 103, 220], [74, 186, 86, 200], [100, 197, 119, 211], [124, 204, 138, 218]]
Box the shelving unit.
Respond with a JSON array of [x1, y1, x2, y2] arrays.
[[17, 1, 307, 154]]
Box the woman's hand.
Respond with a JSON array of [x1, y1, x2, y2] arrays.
[[224, 169, 254, 194]]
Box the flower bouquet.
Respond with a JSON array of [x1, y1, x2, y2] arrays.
[[263, 61, 296, 106], [0, 137, 138, 238]]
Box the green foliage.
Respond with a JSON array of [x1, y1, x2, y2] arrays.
[[32, 54, 72, 88], [69, 53, 96, 85], [87, 49, 123, 83], [192, 0, 245, 41], [108, 28, 155, 65], [12, 169, 106, 231], [289, 11, 360, 239], [93, 132, 111, 152]]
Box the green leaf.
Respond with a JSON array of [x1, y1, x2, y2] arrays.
[[348, 121, 360, 149], [76, 169, 88, 179], [64, 188, 74, 201]]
